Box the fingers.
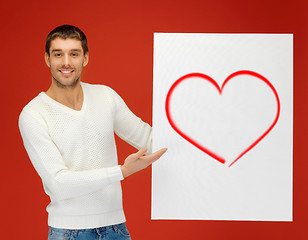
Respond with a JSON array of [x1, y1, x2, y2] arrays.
[[122, 147, 167, 178], [140, 148, 168, 163], [155, 148, 168, 157]]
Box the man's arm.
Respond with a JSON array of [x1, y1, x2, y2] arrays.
[[105, 86, 167, 177], [106, 87, 153, 154], [19, 110, 124, 201]]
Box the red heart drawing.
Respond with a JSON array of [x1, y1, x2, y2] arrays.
[[165, 70, 280, 167]]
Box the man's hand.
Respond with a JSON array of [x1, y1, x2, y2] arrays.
[[121, 147, 167, 178]]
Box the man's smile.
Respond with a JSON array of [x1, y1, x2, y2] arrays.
[[59, 69, 74, 76]]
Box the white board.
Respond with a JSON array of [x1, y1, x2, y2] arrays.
[[152, 33, 293, 221]]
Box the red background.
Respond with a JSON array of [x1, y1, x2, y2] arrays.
[[1, 0, 307, 239]]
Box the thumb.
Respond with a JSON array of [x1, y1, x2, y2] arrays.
[[136, 147, 148, 158]]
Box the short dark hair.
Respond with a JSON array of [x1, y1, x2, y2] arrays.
[[45, 25, 88, 55]]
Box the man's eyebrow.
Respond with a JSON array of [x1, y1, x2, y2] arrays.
[[51, 49, 82, 53], [51, 49, 62, 53], [71, 49, 82, 52]]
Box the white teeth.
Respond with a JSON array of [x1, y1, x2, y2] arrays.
[[61, 70, 72, 73]]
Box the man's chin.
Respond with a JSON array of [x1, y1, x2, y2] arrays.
[[53, 77, 80, 89]]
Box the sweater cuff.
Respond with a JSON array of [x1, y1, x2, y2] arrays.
[[108, 165, 124, 183]]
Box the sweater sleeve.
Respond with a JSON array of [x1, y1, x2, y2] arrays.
[[18, 109, 124, 201], [106, 87, 152, 154]]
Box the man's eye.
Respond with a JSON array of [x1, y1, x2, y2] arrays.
[[71, 53, 78, 57], [54, 53, 62, 57]]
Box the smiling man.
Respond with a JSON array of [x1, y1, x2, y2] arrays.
[[18, 25, 167, 240], [44, 36, 88, 111], [47, 37, 86, 87]]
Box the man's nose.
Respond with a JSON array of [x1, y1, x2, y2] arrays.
[[63, 54, 71, 66]]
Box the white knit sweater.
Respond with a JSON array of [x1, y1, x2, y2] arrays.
[[18, 82, 152, 229]]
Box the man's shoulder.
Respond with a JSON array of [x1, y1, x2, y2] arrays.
[[19, 93, 47, 125], [20, 93, 45, 114], [81, 82, 119, 100], [81, 82, 114, 93]]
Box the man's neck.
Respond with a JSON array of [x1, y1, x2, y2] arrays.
[[46, 80, 84, 111]]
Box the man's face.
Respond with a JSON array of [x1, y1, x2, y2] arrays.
[[44, 37, 89, 88]]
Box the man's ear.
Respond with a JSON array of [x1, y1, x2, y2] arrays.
[[83, 52, 89, 67], [44, 52, 51, 67]]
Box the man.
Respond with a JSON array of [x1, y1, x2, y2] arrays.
[[18, 25, 167, 240]]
